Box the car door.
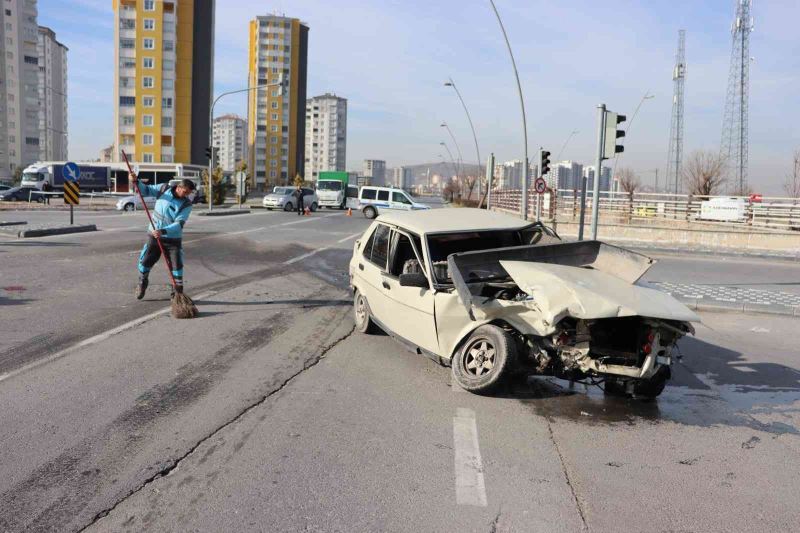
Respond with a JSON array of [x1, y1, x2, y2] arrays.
[[391, 191, 413, 211], [354, 223, 393, 328], [378, 228, 439, 354]]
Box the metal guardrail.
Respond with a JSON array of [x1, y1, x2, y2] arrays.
[[489, 189, 800, 232]]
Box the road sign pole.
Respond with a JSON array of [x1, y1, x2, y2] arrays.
[[590, 104, 607, 240], [70, 204, 74, 225]]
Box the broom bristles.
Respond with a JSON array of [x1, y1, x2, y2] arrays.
[[171, 292, 198, 319]]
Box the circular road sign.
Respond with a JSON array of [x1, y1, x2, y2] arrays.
[[534, 177, 547, 194], [63, 162, 81, 182]]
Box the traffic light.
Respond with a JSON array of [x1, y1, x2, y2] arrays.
[[539, 149, 551, 176], [603, 111, 626, 159], [205, 146, 213, 161], [276, 72, 288, 96]]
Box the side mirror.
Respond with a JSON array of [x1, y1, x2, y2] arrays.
[[399, 272, 428, 288]]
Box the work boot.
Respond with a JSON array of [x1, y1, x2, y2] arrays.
[[135, 277, 149, 300]]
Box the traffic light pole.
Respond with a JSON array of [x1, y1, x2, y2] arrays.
[[590, 104, 607, 240]]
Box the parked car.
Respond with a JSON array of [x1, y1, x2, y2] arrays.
[[358, 186, 430, 219], [115, 194, 156, 212], [262, 186, 318, 212], [0, 184, 12, 192], [349, 208, 698, 396], [0, 186, 46, 202]]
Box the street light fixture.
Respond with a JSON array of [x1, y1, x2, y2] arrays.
[[444, 77, 483, 201], [440, 122, 463, 179], [489, 0, 530, 220], [439, 141, 458, 179]]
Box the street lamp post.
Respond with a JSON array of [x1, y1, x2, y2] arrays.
[[439, 141, 458, 180], [489, 0, 529, 220], [611, 91, 654, 186], [208, 81, 278, 211], [440, 122, 464, 180], [556, 130, 579, 161], [444, 78, 482, 201]]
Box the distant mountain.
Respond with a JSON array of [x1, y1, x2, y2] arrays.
[[400, 162, 483, 183]]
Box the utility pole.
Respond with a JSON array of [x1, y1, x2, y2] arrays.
[[666, 30, 686, 195]]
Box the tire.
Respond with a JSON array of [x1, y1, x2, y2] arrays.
[[603, 379, 629, 397], [310, 202, 318, 212], [363, 206, 377, 219], [634, 366, 670, 399], [283, 202, 294, 212], [123, 203, 134, 212], [452, 325, 516, 394], [265, 207, 273, 210], [353, 290, 378, 334]]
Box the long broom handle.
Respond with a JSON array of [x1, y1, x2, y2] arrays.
[[121, 150, 178, 289]]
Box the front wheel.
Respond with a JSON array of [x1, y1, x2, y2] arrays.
[[353, 290, 378, 334], [123, 203, 134, 212], [363, 206, 377, 219], [452, 325, 516, 394], [283, 202, 294, 212]]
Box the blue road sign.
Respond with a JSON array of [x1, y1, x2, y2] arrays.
[[63, 162, 81, 182]]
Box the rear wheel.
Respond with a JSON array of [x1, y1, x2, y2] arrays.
[[310, 202, 318, 212], [452, 325, 516, 394], [634, 366, 670, 399], [353, 290, 378, 334], [363, 206, 377, 219]]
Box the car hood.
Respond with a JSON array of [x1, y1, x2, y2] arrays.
[[264, 194, 286, 200], [499, 260, 700, 323]]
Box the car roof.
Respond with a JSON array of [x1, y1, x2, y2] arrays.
[[377, 208, 530, 235]]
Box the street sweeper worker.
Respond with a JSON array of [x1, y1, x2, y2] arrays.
[[295, 184, 306, 216], [130, 172, 197, 300]]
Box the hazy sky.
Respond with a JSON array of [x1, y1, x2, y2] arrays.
[[41, 0, 799, 194]]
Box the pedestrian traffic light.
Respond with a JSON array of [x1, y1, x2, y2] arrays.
[[603, 111, 626, 159], [539, 149, 551, 176]]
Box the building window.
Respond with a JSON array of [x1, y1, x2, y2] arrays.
[[143, 77, 154, 88], [23, 55, 37, 65], [163, 40, 173, 52], [271, 125, 278, 132], [271, 101, 278, 109], [161, 154, 173, 163], [270, 159, 277, 167], [144, 0, 155, 11], [120, 57, 136, 69], [143, 96, 154, 107], [271, 136, 278, 144], [143, 57, 154, 69], [122, 115, 135, 126], [143, 18, 155, 30], [163, 79, 173, 89], [120, 18, 135, 30], [143, 134, 154, 145], [269, 170, 277, 178], [162, 59, 174, 70], [143, 38, 155, 50], [162, 97, 173, 109], [162, 116, 173, 127], [119, 96, 136, 107], [143, 115, 153, 127], [25, 137, 39, 146], [143, 153, 154, 162]]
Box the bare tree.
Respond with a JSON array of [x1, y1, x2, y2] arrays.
[[616, 167, 641, 194], [682, 150, 726, 196], [784, 149, 800, 198]]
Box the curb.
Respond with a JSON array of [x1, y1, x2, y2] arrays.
[[196, 210, 250, 217], [674, 296, 799, 318], [0, 221, 26, 226], [17, 224, 97, 238]]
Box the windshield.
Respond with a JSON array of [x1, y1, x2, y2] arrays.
[[316, 181, 342, 191], [22, 172, 42, 182], [427, 224, 561, 284], [273, 187, 293, 195]]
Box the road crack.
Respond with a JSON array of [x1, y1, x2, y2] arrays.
[[547, 419, 589, 531], [79, 324, 356, 532]]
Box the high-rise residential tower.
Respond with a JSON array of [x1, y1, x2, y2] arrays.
[[37, 26, 68, 162], [212, 114, 246, 172], [247, 15, 308, 189], [112, 0, 214, 164], [304, 93, 346, 180], [363, 159, 386, 186], [0, 0, 42, 178]]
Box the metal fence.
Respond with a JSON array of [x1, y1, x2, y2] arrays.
[[489, 189, 800, 232]]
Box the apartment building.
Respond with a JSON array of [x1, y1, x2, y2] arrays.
[[362, 159, 385, 186], [212, 113, 246, 172], [304, 93, 346, 180], [247, 15, 308, 189], [112, 0, 214, 165], [37, 25, 67, 161]]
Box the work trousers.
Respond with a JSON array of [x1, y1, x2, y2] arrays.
[[137, 235, 184, 286]]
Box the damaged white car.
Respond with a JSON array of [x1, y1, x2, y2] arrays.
[[349, 209, 699, 398]]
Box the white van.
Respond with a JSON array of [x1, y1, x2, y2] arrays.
[[358, 186, 430, 219]]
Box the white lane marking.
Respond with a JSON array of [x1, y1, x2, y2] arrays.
[[453, 408, 487, 507], [278, 213, 340, 226], [451, 372, 466, 393], [0, 290, 215, 385], [283, 232, 361, 265]]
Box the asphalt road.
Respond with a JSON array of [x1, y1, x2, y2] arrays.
[[1, 204, 798, 532]]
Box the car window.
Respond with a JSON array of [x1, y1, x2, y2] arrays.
[[377, 190, 389, 201], [303, 188, 314, 195], [367, 224, 391, 269], [361, 188, 376, 200], [392, 192, 411, 205], [388, 231, 425, 279], [346, 186, 359, 198]]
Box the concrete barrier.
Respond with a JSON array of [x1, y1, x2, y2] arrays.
[[17, 224, 97, 238], [196, 209, 250, 217]]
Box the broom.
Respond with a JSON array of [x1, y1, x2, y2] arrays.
[[121, 150, 198, 319]]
